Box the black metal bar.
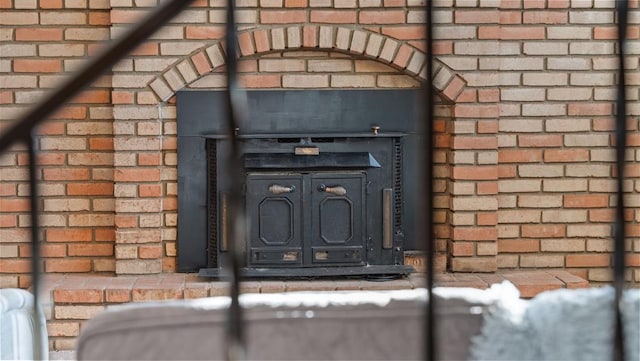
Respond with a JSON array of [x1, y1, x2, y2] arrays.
[[0, 0, 196, 154], [27, 135, 42, 361], [613, 1, 628, 361], [223, 0, 247, 359], [422, 1, 436, 361]]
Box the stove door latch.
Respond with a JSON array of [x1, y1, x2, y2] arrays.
[[317, 184, 347, 196], [268, 184, 296, 194]]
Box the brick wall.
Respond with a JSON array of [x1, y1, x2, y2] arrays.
[[1, 0, 639, 285]]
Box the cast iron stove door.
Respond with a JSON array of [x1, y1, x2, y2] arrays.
[[246, 174, 303, 266], [245, 172, 366, 267], [311, 173, 365, 265]]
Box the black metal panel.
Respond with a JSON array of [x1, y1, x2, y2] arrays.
[[177, 136, 208, 272], [177, 90, 419, 137], [244, 152, 380, 170]]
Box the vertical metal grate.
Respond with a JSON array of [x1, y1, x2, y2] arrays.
[[393, 138, 403, 230], [207, 140, 218, 268]]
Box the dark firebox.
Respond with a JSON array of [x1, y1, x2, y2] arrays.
[[177, 90, 421, 277]]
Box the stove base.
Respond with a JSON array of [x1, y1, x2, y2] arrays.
[[198, 265, 414, 279]]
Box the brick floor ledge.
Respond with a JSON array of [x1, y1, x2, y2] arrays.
[[40, 270, 588, 351]]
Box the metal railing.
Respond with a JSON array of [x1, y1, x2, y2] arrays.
[[0, 1, 631, 360]]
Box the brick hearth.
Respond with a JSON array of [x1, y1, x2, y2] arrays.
[[40, 270, 588, 352]]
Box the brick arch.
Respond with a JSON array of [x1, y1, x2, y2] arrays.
[[147, 25, 467, 103]]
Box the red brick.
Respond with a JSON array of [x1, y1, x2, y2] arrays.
[[34, 153, 65, 165], [71, 90, 110, 104], [45, 259, 92, 273], [0, 199, 30, 212], [452, 136, 497, 150], [521, 224, 565, 238], [95, 229, 115, 242], [544, 149, 589, 163], [191, 52, 212, 75], [442, 77, 467, 102], [46, 229, 93, 242], [392, 44, 413, 68], [19, 244, 66, 258], [14, 59, 62, 73], [498, 239, 540, 253], [285, 0, 307, 7], [50, 106, 86, 120], [564, 195, 609, 208], [452, 227, 497, 241], [68, 244, 114, 257], [478, 26, 500, 39], [302, 26, 317, 48], [89, 138, 114, 150], [499, 149, 543, 163], [139, 245, 162, 259], [67, 183, 113, 196], [139, 184, 162, 197], [0, 215, 16, 228], [131, 42, 159, 56], [566, 254, 610, 268], [137, 154, 161, 166], [40, 0, 62, 8], [163, 197, 177, 211], [477, 182, 498, 195], [43, 168, 90, 181], [106, 289, 131, 303], [89, 11, 110, 25], [568, 103, 613, 116], [54, 289, 104, 303], [0, 260, 31, 273], [15, 28, 63, 41], [239, 74, 281, 88], [451, 242, 474, 257], [452, 166, 497, 180], [114, 169, 161, 182], [477, 213, 497, 226], [185, 26, 224, 40]]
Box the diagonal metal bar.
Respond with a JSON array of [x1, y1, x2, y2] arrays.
[[0, 0, 196, 154], [222, 0, 247, 359], [422, 1, 436, 361], [613, 1, 629, 361]]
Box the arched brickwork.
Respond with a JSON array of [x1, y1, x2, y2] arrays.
[[145, 25, 467, 104]]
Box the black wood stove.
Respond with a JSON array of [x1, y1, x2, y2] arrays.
[[177, 90, 420, 278]]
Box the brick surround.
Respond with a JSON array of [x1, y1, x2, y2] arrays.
[[1, 0, 639, 288]]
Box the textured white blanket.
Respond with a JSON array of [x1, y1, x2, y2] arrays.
[[470, 283, 640, 361]]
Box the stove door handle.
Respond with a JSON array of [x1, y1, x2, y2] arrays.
[[268, 184, 296, 194], [317, 184, 347, 196]]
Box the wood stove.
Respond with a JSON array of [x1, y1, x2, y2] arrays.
[[177, 90, 421, 277]]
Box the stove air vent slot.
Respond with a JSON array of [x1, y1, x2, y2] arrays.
[[244, 152, 381, 170]]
